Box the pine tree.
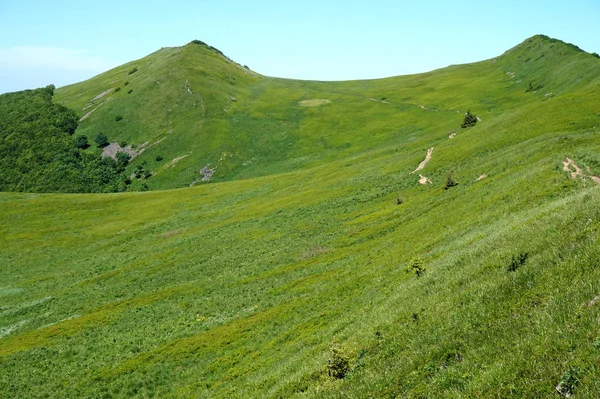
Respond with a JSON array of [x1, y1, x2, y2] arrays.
[[461, 110, 478, 128]]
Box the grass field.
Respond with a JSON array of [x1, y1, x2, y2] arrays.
[[2, 35, 600, 398]]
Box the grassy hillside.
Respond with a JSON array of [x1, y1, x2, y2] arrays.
[[2, 35, 600, 398], [54, 35, 600, 190]]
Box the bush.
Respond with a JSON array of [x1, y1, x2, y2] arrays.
[[128, 67, 138, 75], [407, 257, 425, 278], [115, 115, 123, 122], [115, 152, 130, 167], [74, 135, 89, 149], [127, 89, 133, 94], [444, 170, 458, 190], [155, 155, 163, 162], [115, 87, 121, 93], [507, 252, 528, 272], [461, 110, 478, 128], [525, 81, 544, 93], [95, 133, 109, 148], [592, 52, 600, 59], [327, 339, 352, 379]]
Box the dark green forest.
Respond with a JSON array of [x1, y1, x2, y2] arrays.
[[0, 86, 127, 193]]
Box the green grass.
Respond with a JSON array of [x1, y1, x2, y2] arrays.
[[2, 35, 600, 398]]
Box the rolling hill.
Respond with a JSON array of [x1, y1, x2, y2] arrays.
[[2, 35, 600, 398]]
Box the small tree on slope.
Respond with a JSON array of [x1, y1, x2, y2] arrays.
[[461, 110, 478, 128]]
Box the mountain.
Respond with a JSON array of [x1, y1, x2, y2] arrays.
[[53, 35, 600, 190], [2, 35, 600, 398]]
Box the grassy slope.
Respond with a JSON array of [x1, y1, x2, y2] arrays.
[[2, 35, 600, 398], [54, 36, 600, 190]]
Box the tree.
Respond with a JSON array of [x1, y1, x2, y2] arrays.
[[115, 151, 131, 171], [95, 133, 109, 148], [461, 110, 478, 128], [74, 135, 89, 149]]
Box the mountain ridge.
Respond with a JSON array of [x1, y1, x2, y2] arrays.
[[51, 34, 599, 192]]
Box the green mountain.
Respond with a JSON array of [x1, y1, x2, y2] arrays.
[[2, 35, 600, 398], [53, 35, 600, 190]]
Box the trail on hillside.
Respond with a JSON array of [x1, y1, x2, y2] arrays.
[[80, 98, 111, 122], [563, 158, 600, 185], [410, 148, 434, 174]]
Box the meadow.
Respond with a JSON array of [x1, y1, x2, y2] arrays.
[[1, 35, 600, 397]]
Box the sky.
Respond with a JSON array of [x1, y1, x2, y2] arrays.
[[0, 0, 599, 94]]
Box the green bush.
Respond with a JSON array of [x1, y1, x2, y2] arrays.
[[128, 67, 138, 75], [507, 252, 528, 272], [115, 115, 123, 122], [327, 339, 353, 379], [407, 257, 425, 278], [74, 135, 89, 149], [444, 170, 458, 190], [95, 133, 109, 148], [461, 110, 478, 128]]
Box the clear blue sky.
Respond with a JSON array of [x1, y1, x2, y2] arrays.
[[0, 0, 598, 93]]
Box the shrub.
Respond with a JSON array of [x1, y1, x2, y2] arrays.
[[444, 169, 458, 190], [592, 52, 600, 59], [127, 89, 133, 94], [507, 252, 529, 272], [327, 339, 352, 379], [115, 115, 123, 122], [74, 134, 89, 149], [115, 87, 121, 92], [525, 81, 544, 92], [124, 81, 129, 86], [128, 67, 138, 75], [407, 257, 425, 278], [461, 110, 478, 128], [155, 155, 163, 162], [95, 133, 109, 148], [116, 151, 130, 165]]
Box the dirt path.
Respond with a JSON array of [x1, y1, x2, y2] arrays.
[[411, 148, 434, 174], [563, 158, 600, 185], [476, 174, 487, 181], [80, 98, 111, 122], [418, 174, 431, 185]]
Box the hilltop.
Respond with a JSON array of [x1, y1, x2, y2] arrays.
[[52, 35, 600, 190], [2, 35, 600, 398]]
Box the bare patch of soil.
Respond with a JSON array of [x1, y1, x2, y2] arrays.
[[101, 142, 137, 159], [476, 174, 488, 181], [562, 157, 600, 185], [418, 174, 431, 185], [299, 99, 331, 107]]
